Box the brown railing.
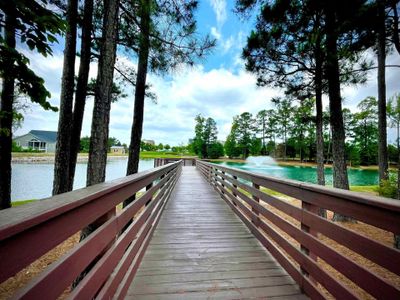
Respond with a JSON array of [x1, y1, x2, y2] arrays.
[[196, 160, 400, 300], [0, 160, 182, 299], [154, 157, 196, 167]]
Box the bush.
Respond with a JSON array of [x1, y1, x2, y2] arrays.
[[376, 173, 397, 199], [12, 141, 23, 152]]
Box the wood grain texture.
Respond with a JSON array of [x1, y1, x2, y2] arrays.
[[127, 167, 307, 299]]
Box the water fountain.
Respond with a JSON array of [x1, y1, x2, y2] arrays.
[[245, 156, 278, 166]]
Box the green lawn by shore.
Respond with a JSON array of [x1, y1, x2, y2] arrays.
[[139, 151, 196, 159]]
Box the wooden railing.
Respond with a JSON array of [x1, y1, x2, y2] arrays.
[[196, 160, 400, 300], [154, 157, 196, 167], [0, 160, 182, 299]]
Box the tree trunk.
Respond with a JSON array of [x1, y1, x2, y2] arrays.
[[284, 130, 287, 161], [397, 119, 400, 200], [315, 45, 325, 187], [377, 0, 389, 183], [325, 5, 351, 222], [53, 0, 78, 195], [0, 6, 16, 210], [74, 0, 119, 286], [124, 0, 151, 207], [87, 0, 119, 186], [67, 0, 94, 191]]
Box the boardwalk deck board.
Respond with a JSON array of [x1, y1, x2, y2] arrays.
[[127, 167, 308, 299]]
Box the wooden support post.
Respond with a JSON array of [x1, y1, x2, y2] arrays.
[[252, 183, 260, 226], [221, 171, 226, 194], [300, 202, 319, 282], [145, 182, 153, 206], [232, 175, 238, 206]]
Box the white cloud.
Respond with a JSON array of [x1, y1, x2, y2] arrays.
[[209, 0, 227, 29], [210, 26, 221, 40], [15, 47, 400, 147]]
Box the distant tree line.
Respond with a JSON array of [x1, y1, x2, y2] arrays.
[[223, 96, 400, 168], [191, 115, 224, 159]]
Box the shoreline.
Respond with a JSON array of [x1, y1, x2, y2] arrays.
[[209, 158, 383, 171], [12, 153, 386, 171], [12, 154, 129, 163]]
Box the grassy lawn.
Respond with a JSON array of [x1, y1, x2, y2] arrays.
[[12, 199, 35, 207], [350, 185, 379, 195], [139, 151, 196, 159]]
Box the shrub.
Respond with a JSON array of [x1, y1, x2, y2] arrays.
[[376, 173, 397, 199]]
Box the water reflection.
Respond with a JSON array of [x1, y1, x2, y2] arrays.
[[11, 158, 154, 202]]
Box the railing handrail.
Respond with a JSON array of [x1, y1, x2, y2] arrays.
[[0, 162, 179, 240], [0, 160, 182, 299], [196, 160, 400, 300], [201, 160, 400, 213]]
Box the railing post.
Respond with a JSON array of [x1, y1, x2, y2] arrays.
[[232, 175, 238, 206], [300, 202, 318, 282], [252, 183, 260, 226], [221, 171, 225, 194], [145, 182, 153, 206]]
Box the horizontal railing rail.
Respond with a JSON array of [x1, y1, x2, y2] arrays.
[[154, 157, 196, 167], [196, 160, 400, 300], [0, 160, 182, 299]]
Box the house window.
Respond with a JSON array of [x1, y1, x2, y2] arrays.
[[28, 140, 46, 151]]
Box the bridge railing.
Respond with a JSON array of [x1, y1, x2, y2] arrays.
[[154, 157, 196, 167], [0, 160, 182, 299], [196, 160, 400, 299]]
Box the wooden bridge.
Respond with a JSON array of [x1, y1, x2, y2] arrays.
[[0, 160, 399, 299]]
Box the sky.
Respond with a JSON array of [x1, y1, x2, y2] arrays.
[[15, 0, 400, 146]]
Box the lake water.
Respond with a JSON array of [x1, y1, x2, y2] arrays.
[[12, 158, 379, 202], [213, 161, 379, 186], [11, 158, 154, 202]]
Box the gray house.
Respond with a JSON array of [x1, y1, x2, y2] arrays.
[[13, 130, 57, 152]]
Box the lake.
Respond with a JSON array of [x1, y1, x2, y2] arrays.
[[213, 161, 379, 186], [11, 158, 379, 202], [11, 158, 155, 202]]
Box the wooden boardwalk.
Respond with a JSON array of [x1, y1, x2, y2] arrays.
[[128, 167, 308, 299]]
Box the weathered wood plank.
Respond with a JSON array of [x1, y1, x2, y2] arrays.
[[127, 167, 308, 299]]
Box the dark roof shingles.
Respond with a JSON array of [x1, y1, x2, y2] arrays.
[[30, 130, 57, 143]]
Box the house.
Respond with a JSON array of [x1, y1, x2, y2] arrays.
[[142, 139, 155, 145], [110, 146, 126, 154], [13, 130, 57, 152]]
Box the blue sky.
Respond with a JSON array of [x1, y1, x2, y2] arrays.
[[15, 0, 400, 146]]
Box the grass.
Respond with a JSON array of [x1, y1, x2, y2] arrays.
[[350, 185, 379, 195], [139, 151, 196, 159], [12, 199, 35, 207], [12, 151, 197, 159]]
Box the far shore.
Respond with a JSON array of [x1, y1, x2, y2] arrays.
[[209, 158, 384, 171], [11, 152, 387, 171]]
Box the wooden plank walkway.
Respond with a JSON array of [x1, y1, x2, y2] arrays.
[[127, 167, 308, 299]]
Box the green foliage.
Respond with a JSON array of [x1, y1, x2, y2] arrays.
[[86, 78, 127, 103], [192, 114, 221, 158], [388, 144, 398, 163], [377, 174, 398, 199], [208, 143, 224, 159], [108, 137, 121, 150], [140, 141, 157, 151], [80, 136, 123, 152], [224, 133, 240, 158], [0, 0, 65, 112], [351, 97, 378, 165], [80, 136, 90, 153], [12, 141, 22, 152]]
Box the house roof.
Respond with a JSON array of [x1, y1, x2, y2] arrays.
[[29, 130, 57, 143]]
